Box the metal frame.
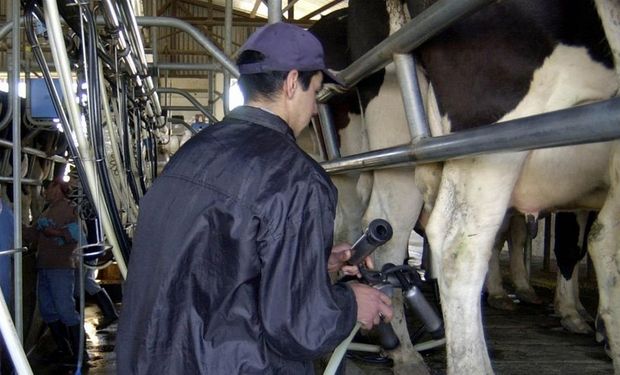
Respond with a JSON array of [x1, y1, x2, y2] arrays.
[[313, 0, 620, 175]]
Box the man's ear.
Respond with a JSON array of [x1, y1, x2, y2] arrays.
[[284, 70, 299, 99]]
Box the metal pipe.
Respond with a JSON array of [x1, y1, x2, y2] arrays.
[[44, 0, 127, 277], [0, 177, 41, 185], [118, 0, 149, 75], [169, 117, 198, 135], [0, 98, 12, 132], [11, 0, 23, 342], [0, 140, 67, 164], [317, 0, 493, 102], [393, 54, 429, 140], [223, 0, 232, 115], [317, 104, 340, 159], [0, 18, 22, 40], [208, 71, 215, 113], [0, 289, 32, 374], [157, 87, 218, 123], [149, 62, 221, 71], [321, 97, 620, 174], [268, 0, 282, 23], [134, 16, 239, 78]]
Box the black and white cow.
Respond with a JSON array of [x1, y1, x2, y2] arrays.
[[311, 0, 620, 373]]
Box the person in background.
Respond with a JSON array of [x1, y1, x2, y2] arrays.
[[116, 22, 393, 374], [23, 178, 87, 365]]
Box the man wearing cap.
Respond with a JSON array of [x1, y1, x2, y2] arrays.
[[116, 22, 393, 374]]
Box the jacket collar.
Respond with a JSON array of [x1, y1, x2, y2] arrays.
[[226, 106, 295, 141]]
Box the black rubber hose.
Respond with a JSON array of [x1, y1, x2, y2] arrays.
[[121, 83, 142, 203], [24, 2, 93, 204], [84, 8, 131, 260]]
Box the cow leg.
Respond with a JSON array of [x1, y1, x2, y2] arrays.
[[332, 174, 365, 244], [588, 143, 620, 371], [554, 266, 593, 334], [427, 154, 527, 375], [485, 217, 517, 311], [364, 168, 426, 373], [553, 212, 593, 334], [507, 215, 542, 305], [359, 64, 428, 373]]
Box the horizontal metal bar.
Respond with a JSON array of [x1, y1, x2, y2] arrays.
[[0, 139, 68, 163], [322, 98, 620, 174], [150, 63, 221, 71], [0, 177, 41, 185], [157, 87, 218, 123]]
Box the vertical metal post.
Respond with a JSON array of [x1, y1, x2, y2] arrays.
[[393, 53, 430, 140], [208, 71, 215, 113], [268, 0, 282, 23], [207, 0, 215, 114], [317, 104, 340, 160], [11, 0, 23, 341], [223, 0, 232, 115], [151, 0, 158, 66]]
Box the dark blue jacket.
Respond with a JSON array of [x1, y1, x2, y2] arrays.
[[116, 106, 357, 374]]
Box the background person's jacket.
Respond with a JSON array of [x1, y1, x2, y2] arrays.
[[116, 106, 357, 374]]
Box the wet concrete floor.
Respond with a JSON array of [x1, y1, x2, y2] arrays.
[[25, 256, 613, 374]]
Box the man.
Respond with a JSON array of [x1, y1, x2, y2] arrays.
[[116, 22, 393, 374]]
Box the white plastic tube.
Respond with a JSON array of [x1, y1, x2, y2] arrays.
[[43, 0, 127, 277], [323, 322, 361, 375], [0, 289, 33, 375]]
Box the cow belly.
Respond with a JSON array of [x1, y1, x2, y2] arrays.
[[511, 142, 612, 213]]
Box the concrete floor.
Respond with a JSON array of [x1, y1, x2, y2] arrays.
[[28, 303, 118, 375], [23, 254, 613, 375]]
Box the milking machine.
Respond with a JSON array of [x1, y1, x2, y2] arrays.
[[323, 219, 444, 375]]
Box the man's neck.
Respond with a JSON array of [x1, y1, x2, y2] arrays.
[[246, 99, 289, 126]]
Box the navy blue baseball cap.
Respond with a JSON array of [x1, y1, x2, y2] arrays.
[[237, 22, 344, 85]]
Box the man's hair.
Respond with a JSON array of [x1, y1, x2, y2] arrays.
[[236, 50, 319, 102]]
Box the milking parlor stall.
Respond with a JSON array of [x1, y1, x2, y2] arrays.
[[1, 0, 620, 374]]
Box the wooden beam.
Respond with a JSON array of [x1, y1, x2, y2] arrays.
[[250, 0, 262, 18]]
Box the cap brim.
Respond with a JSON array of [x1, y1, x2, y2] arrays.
[[322, 69, 346, 87]]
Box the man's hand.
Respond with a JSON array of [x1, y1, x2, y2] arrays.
[[327, 243, 374, 276], [349, 282, 393, 330]]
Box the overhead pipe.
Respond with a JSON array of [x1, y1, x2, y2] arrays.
[[133, 16, 239, 78]]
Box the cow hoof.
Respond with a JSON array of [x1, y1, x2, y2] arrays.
[[577, 308, 594, 323], [392, 362, 430, 375], [595, 315, 607, 344], [560, 316, 594, 334], [487, 295, 517, 311], [515, 288, 543, 305]]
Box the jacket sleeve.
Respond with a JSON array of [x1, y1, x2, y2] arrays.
[[257, 173, 357, 360]]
